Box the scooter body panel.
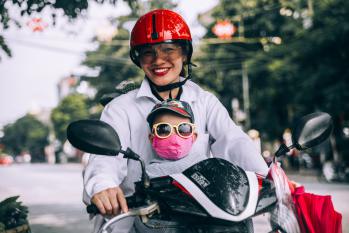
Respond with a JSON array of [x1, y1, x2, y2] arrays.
[[169, 158, 259, 222]]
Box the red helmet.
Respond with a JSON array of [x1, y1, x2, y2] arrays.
[[130, 9, 193, 67]]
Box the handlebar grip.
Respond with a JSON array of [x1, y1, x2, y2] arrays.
[[86, 196, 142, 214], [86, 203, 99, 214]]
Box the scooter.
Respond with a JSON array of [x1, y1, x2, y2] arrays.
[[67, 112, 333, 233]]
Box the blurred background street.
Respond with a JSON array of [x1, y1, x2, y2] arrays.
[[1, 164, 348, 233]]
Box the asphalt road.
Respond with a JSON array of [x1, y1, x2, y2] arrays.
[[0, 164, 92, 233], [1, 164, 348, 233]]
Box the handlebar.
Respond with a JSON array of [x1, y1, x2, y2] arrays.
[[87, 195, 147, 214], [96, 202, 160, 233]]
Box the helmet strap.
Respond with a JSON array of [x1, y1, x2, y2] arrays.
[[149, 79, 184, 101]]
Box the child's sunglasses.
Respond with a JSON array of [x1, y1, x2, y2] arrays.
[[152, 122, 196, 139]]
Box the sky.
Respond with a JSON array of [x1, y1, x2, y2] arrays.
[[0, 0, 218, 128]]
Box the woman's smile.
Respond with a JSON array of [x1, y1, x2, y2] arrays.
[[152, 67, 171, 76]]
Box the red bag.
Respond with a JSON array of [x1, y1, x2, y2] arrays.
[[292, 186, 342, 233]]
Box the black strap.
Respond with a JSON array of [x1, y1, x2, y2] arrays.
[[176, 86, 183, 100], [149, 81, 164, 101], [148, 76, 190, 92], [149, 82, 182, 101]]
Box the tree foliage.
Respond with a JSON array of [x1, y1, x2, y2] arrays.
[[246, 0, 349, 152], [195, 0, 349, 150], [51, 93, 89, 144], [0, 0, 179, 60], [0, 114, 49, 162], [195, 0, 297, 119], [0, 0, 118, 60]]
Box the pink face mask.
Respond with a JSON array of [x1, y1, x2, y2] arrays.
[[152, 134, 194, 160]]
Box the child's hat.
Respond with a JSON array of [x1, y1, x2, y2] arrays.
[[147, 99, 194, 126]]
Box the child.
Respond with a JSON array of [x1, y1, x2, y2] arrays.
[[147, 99, 197, 161]]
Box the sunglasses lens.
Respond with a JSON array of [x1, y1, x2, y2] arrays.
[[156, 124, 172, 138], [178, 123, 193, 137]]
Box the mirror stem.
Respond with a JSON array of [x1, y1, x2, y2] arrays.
[[120, 148, 140, 160], [275, 143, 290, 157], [139, 159, 150, 188], [121, 148, 150, 189]]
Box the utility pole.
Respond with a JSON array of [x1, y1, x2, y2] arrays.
[[242, 62, 250, 129], [307, 0, 314, 16], [210, 14, 264, 130], [238, 16, 251, 130]]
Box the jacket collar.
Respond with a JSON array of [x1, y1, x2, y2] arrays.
[[136, 78, 154, 100]]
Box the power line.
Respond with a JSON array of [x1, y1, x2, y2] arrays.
[[4, 26, 324, 72], [7, 38, 86, 56], [4, 35, 271, 78], [4, 36, 291, 72]]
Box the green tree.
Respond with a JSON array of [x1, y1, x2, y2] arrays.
[[197, 0, 349, 162], [195, 0, 329, 137], [247, 0, 349, 145], [51, 93, 89, 144], [1, 114, 49, 162], [194, 0, 304, 126]]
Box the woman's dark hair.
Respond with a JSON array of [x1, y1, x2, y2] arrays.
[[178, 41, 191, 77]]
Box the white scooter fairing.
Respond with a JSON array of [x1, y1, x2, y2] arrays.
[[170, 158, 259, 222]]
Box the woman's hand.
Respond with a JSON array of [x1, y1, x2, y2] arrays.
[[91, 186, 128, 216]]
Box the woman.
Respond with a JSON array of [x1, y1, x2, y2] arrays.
[[83, 9, 268, 232]]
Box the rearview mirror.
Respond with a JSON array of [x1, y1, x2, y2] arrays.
[[292, 112, 333, 150], [67, 119, 150, 188], [67, 120, 121, 156]]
